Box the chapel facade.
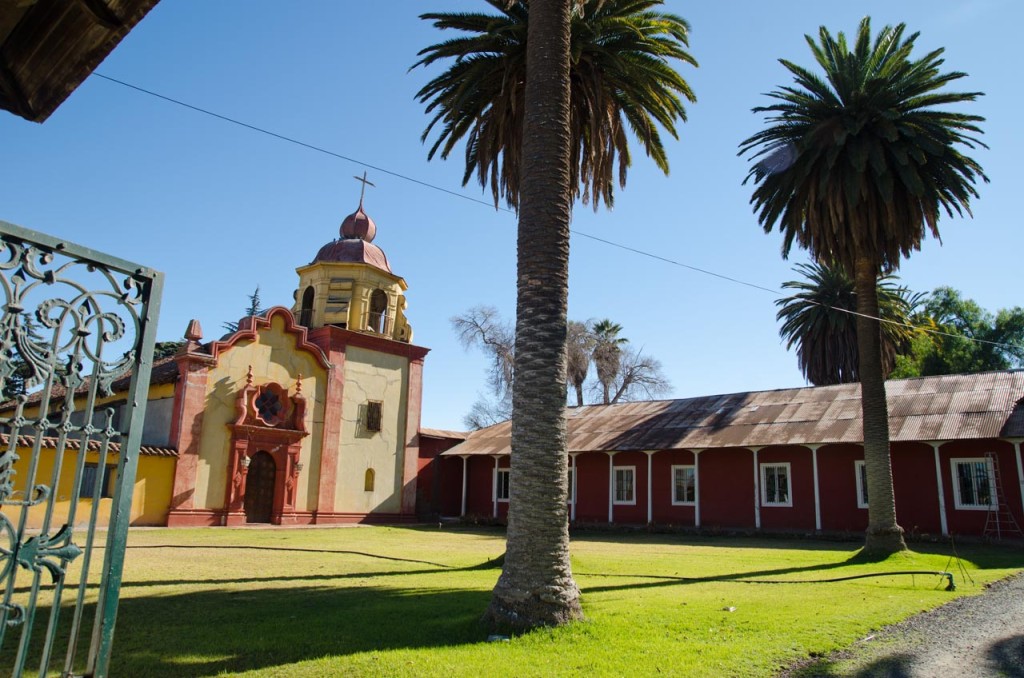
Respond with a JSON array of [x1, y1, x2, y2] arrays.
[[164, 193, 428, 526]]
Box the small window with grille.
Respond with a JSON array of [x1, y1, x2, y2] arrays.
[[81, 463, 116, 499], [365, 401, 383, 432]]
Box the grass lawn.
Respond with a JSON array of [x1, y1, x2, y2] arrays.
[[8, 526, 1023, 676]]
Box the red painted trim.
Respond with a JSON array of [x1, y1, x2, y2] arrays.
[[168, 354, 215, 511], [400, 359, 424, 514], [208, 306, 332, 370], [310, 332, 347, 515], [166, 508, 224, 527], [307, 324, 429, 361], [313, 512, 417, 525]]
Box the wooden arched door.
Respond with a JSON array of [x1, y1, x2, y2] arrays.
[[244, 451, 276, 523]]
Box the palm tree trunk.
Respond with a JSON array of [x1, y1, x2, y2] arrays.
[[854, 256, 907, 556], [574, 382, 585, 408], [483, 0, 583, 631]]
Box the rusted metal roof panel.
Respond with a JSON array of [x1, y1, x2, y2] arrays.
[[444, 371, 1024, 457]]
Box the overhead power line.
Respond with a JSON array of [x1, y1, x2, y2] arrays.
[[93, 73, 1021, 356]]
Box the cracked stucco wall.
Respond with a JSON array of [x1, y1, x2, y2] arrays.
[[193, 314, 327, 510], [335, 345, 409, 514]]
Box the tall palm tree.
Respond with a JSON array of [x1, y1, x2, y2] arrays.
[[740, 18, 987, 555], [776, 261, 919, 386], [413, 0, 697, 209], [566, 320, 595, 407], [592, 319, 628, 404], [480, 0, 582, 631], [418, 0, 696, 629]]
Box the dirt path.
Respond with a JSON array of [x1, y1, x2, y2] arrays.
[[783, 571, 1024, 677]]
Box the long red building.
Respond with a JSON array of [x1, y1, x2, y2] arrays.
[[420, 371, 1024, 539]]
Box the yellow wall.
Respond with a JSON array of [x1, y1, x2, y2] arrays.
[[191, 313, 328, 512], [6, 445, 175, 529], [293, 261, 413, 342], [335, 345, 409, 514], [10, 381, 176, 427]]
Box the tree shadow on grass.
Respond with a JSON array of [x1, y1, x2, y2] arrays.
[[125, 543, 450, 568], [578, 550, 939, 594], [6, 585, 493, 677], [788, 653, 915, 677]]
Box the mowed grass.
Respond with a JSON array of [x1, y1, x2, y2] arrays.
[[10, 526, 1024, 677]]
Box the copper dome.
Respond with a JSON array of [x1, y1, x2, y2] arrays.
[[312, 238, 392, 273], [340, 202, 376, 242]]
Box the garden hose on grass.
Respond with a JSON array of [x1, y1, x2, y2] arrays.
[[580, 570, 957, 591], [733, 570, 957, 591]]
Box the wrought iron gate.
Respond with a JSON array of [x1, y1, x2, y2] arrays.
[[0, 220, 163, 677]]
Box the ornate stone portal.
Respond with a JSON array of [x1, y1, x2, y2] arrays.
[[224, 367, 309, 525]]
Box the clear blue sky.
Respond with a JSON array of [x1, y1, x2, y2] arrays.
[[2, 1, 1019, 431]]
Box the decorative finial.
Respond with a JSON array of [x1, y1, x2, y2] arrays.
[[184, 319, 203, 342], [246, 365, 254, 387], [295, 374, 303, 395], [354, 171, 375, 206]]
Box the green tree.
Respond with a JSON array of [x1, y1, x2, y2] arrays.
[[591, 319, 628, 404], [776, 261, 919, 386], [419, 0, 697, 629], [414, 0, 697, 210], [892, 287, 1024, 377], [0, 313, 46, 400], [222, 286, 265, 333], [740, 19, 987, 555]]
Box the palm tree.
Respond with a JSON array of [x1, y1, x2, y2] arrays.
[[591, 319, 628, 404], [776, 261, 919, 386], [418, 0, 696, 629], [413, 0, 697, 209], [480, 0, 581, 631], [740, 18, 987, 555], [566, 320, 595, 407]]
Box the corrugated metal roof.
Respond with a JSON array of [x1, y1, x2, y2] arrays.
[[1, 433, 178, 457], [443, 371, 1024, 457], [419, 428, 468, 440]]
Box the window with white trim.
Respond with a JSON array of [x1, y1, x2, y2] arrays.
[[613, 466, 635, 505], [760, 463, 792, 507], [495, 468, 510, 502], [854, 461, 869, 509], [951, 458, 996, 510], [672, 465, 696, 505]]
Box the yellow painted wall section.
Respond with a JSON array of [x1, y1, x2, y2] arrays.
[[293, 261, 412, 342], [193, 314, 327, 512], [7, 446, 175, 529], [335, 345, 409, 514], [8, 380, 177, 423]]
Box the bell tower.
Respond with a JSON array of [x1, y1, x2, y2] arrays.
[[293, 175, 413, 343]]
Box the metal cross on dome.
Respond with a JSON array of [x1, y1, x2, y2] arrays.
[[354, 171, 375, 203]]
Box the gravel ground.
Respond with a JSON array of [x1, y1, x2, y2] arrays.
[[782, 571, 1024, 677]]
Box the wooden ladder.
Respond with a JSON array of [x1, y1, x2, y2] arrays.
[[983, 452, 1023, 541]]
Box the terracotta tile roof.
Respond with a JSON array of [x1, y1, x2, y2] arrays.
[[3, 355, 180, 409], [1, 433, 178, 457], [442, 371, 1024, 457]]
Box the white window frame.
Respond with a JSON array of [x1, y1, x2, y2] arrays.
[[760, 462, 792, 507], [671, 465, 696, 506], [613, 465, 636, 505], [854, 460, 869, 509], [494, 468, 510, 503], [950, 457, 997, 510]]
